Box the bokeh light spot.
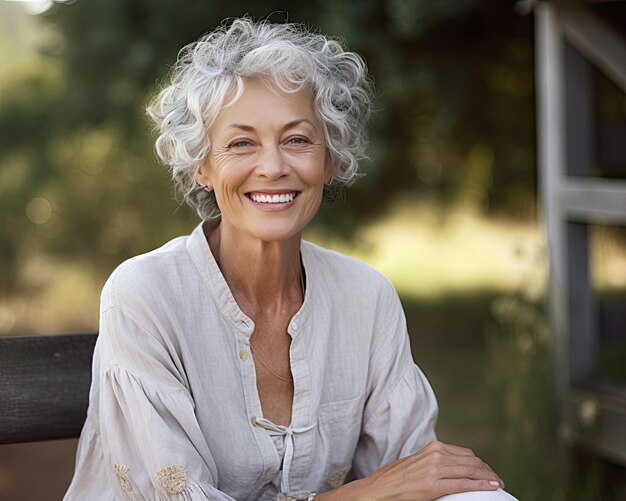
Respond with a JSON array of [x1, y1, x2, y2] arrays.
[[26, 197, 53, 224], [0, 306, 16, 334]]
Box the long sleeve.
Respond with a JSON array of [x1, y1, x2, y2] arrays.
[[99, 364, 228, 500], [65, 274, 237, 501], [99, 309, 231, 500], [351, 278, 438, 477]]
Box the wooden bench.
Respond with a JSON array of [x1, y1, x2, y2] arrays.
[[0, 333, 97, 444]]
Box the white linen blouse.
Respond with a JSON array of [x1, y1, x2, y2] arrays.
[[64, 222, 439, 500]]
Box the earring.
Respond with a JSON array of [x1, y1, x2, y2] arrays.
[[197, 181, 212, 193]]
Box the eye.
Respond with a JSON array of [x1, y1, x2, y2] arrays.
[[228, 139, 254, 149], [286, 136, 310, 145]]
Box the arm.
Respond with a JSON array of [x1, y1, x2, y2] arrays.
[[316, 440, 506, 500], [80, 303, 237, 500], [315, 279, 504, 500]]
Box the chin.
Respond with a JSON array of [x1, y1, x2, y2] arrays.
[[251, 226, 302, 243], [245, 218, 309, 243]]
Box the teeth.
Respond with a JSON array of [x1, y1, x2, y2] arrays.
[[250, 192, 296, 203]]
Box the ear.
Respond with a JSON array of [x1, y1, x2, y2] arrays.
[[324, 153, 335, 184], [196, 162, 213, 191]]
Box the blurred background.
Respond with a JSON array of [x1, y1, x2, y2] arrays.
[[0, 0, 624, 499]]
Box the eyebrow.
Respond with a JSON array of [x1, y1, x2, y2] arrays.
[[225, 118, 317, 132]]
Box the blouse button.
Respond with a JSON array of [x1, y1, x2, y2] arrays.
[[250, 416, 257, 427], [239, 349, 249, 361]]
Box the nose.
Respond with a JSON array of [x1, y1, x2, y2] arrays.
[[255, 144, 289, 180]]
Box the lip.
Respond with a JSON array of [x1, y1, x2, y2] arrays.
[[246, 189, 299, 195]]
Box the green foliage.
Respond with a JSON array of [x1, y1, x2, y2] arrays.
[[484, 249, 626, 500], [486, 291, 561, 498], [0, 0, 536, 295]]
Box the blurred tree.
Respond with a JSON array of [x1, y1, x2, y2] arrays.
[[0, 0, 535, 294]]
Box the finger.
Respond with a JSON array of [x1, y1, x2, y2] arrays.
[[435, 478, 501, 497], [409, 444, 482, 472], [441, 443, 475, 457], [437, 464, 503, 484], [421, 453, 505, 488], [468, 458, 504, 488], [430, 445, 505, 487], [411, 442, 505, 488], [480, 461, 505, 488]]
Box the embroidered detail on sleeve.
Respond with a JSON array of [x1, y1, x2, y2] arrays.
[[155, 465, 188, 495], [113, 464, 133, 493], [325, 466, 351, 489]]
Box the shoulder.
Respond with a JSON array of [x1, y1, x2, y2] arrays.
[[302, 240, 399, 304], [100, 234, 191, 313]]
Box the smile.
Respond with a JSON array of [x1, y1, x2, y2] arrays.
[[247, 192, 298, 204]]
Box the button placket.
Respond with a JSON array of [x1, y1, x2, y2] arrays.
[[236, 319, 281, 487], [288, 333, 315, 486], [237, 319, 252, 362]]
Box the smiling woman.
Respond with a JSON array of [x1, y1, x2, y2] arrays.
[[63, 17, 516, 501]]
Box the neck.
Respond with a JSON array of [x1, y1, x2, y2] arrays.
[[205, 221, 304, 318]]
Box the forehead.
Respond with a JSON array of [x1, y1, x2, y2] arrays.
[[212, 76, 317, 132]]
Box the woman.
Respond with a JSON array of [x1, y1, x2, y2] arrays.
[[65, 18, 516, 501]]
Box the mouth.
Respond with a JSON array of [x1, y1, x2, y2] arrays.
[[246, 191, 299, 204]]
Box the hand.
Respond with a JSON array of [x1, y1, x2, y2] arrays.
[[353, 440, 504, 501]]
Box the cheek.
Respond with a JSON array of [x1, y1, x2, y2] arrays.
[[212, 158, 251, 194], [295, 153, 328, 185], [214, 179, 245, 210]]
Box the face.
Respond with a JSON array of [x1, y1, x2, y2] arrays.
[[197, 76, 332, 243]]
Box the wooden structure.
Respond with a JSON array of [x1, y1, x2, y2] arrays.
[[0, 333, 97, 444], [535, 0, 626, 465]]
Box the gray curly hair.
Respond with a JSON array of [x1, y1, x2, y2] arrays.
[[146, 17, 373, 220]]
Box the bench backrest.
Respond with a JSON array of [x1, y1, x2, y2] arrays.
[[0, 333, 97, 444]]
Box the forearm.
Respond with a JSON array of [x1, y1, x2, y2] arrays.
[[315, 440, 506, 501], [314, 478, 375, 501]]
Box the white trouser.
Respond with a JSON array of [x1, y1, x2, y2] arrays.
[[436, 488, 519, 500]]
